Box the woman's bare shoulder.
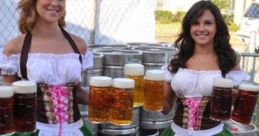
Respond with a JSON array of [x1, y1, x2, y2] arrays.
[[3, 34, 25, 56], [69, 33, 87, 54]]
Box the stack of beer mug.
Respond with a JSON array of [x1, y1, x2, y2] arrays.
[[125, 64, 172, 134], [88, 76, 136, 135], [232, 81, 259, 124], [124, 63, 145, 107], [0, 86, 14, 135], [143, 70, 165, 112], [210, 78, 234, 121], [0, 80, 37, 135], [88, 76, 113, 123], [140, 70, 173, 133], [210, 79, 259, 135]]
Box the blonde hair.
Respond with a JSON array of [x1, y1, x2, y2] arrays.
[[17, 0, 65, 33]]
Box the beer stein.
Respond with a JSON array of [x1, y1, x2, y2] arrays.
[[124, 63, 145, 106], [232, 81, 259, 124], [0, 86, 14, 135], [143, 70, 165, 111], [210, 78, 234, 121], [13, 80, 37, 133], [88, 76, 112, 123], [110, 78, 134, 125]]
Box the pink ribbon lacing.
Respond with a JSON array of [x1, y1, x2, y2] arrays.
[[50, 85, 69, 136], [183, 97, 201, 130]]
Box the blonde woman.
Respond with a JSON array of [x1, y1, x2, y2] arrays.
[[1, 0, 93, 135]]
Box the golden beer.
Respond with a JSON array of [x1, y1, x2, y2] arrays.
[[110, 78, 134, 125], [0, 86, 14, 135], [88, 76, 112, 123], [124, 63, 145, 106], [144, 70, 165, 111], [13, 81, 37, 133]]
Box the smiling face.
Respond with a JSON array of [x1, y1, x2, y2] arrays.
[[36, 0, 66, 24], [190, 10, 216, 47]]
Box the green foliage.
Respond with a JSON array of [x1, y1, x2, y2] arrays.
[[173, 11, 186, 22], [227, 21, 240, 31], [155, 10, 174, 23], [155, 2, 238, 31], [211, 0, 238, 31], [155, 10, 186, 24], [211, 0, 230, 9]]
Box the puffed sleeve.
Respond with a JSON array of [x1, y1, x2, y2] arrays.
[[81, 51, 93, 70], [161, 65, 174, 83], [0, 55, 19, 75], [226, 70, 251, 85], [0, 47, 19, 75]]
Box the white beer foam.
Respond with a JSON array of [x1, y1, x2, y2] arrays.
[[0, 86, 14, 98], [213, 78, 234, 88], [12, 80, 37, 94], [145, 70, 165, 81], [113, 78, 135, 89], [239, 82, 259, 92], [124, 63, 144, 76], [89, 76, 112, 87]]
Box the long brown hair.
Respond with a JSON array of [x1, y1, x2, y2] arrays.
[[17, 0, 66, 33], [169, 0, 236, 77]]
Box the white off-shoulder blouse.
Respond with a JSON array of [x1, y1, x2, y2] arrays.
[[0, 49, 94, 136], [0, 51, 93, 85], [162, 66, 250, 97], [162, 66, 250, 136]]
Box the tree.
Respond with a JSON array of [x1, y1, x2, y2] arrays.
[[211, 0, 231, 10]]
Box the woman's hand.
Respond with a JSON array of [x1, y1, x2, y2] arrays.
[[162, 82, 175, 115], [76, 84, 89, 105]]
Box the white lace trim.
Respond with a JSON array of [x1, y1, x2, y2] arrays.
[[36, 119, 84, 136], [171, 122, 224, 136]]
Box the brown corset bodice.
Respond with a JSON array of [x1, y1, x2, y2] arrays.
[[173, 96, 221, 130]]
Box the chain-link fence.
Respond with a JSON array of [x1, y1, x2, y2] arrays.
[[0, 0, 158, 45], [0, 0, 96, 45], [0, 0, 256, 49]]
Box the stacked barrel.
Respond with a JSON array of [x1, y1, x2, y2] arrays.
[[0, 81, 37, 135], [81, 43, 178, 135], [132, 45, 176, 71]]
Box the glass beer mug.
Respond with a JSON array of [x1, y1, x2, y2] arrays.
[[124, 63, 145, 106], [0, 86, 14, 135], [13, 80, 37, 133], [143, 70, 165, 111], [232, 81, 259, 124], [88, 76, 112, 123], [210, 78, 234, 121], [110, 78, 134, 125]]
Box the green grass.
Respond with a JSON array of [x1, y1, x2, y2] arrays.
[[156, 22, 181, 34], [155, 22, 245, 52]]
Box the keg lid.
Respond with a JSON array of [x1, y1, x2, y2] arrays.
[[89, 76, 112, 87], [124, 63, 144, 76], [239, 81, 259, 92], [112, 78, 135, 89], [213, 78, 234, 88], [12, 80, 37, 94], [0, 86, 14, 98], [145, 70, 165, 81]]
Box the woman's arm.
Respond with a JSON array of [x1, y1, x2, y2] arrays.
[[76, 84, 89, 105], [162, 82, 175, 115], [2, 35, 24, 85], [3, 75, 20, 85]]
